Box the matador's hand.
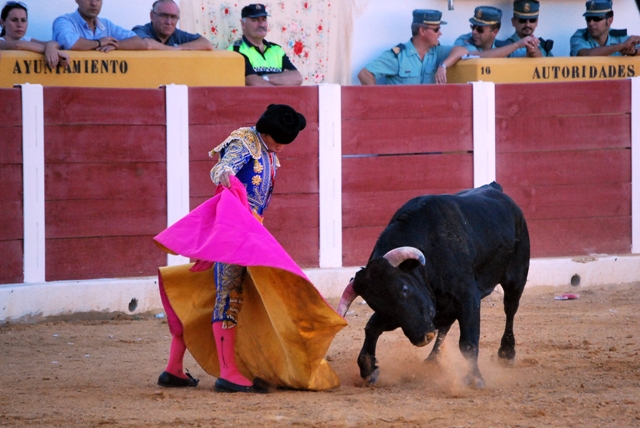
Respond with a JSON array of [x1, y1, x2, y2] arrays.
[[219, 171, 234, 188]]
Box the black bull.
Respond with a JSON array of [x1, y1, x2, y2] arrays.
[[338, 182, 530, 388]]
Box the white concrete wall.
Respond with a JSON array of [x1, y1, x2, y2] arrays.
[[351, 0, 640, 84], [18, 0, 640, 85], [18, 0, 152, 42], [2, 255, 639, 323]]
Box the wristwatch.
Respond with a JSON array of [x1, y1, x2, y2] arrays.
[[262, 74, 270, 81], [438, 63, 447, 69]]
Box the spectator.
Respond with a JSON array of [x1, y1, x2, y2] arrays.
[[570, 0, 639, 56], [228, 3, 302, 86], [357, 9, 469, 85], [52, 0, 147, 52], [0, 1, 69, 68], [132, 0, 212, 50], [454, 6, 540, 58], [496, 0, 553, 57]]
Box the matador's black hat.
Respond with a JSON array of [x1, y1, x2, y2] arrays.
[[256, 104, 306, 145]]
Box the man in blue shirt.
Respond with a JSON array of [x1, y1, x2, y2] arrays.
[[357, 9, 469, 85], [496, 0, 553, 57], [570, 0, 640, 56], [454, 5, 540, 58], [53, 0, 146, 51], [132, 0, 212, 50]]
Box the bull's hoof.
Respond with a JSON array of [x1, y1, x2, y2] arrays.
[[358, 354, 378, 381], [360, 368, 379, 386], [463, 374, 485, 389], [498, 346, 516, 360]]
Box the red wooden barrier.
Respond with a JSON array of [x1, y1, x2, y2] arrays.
[[341, 85, 475, 266], [0, 82, 635, 284], [496, 81, 632, 257], [43, 88, 167, 281], [0, 88, 23, 284], [189, 87, 320, 267]]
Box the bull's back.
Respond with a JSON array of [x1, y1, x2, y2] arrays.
[[373, 183, 529, 290]]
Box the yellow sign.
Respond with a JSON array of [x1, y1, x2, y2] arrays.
[[447, 56, 640, 84], [0, 50, 245, 88]]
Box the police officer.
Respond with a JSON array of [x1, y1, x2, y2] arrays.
[[454, 5, 540, 57], [357, 9, 468, 85], [570, 0, 640, 56], [228, 4, 302, 86], [496, 0, 553, 57]]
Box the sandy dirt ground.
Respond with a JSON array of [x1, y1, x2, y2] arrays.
[[1, 282, 639, 428]]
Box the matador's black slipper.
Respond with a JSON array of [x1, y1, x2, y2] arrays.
[[214, 377, 269, 394], [157, 371, 199, 388]]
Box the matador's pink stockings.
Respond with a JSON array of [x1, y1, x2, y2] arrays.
[[212, 322, 252, 386]]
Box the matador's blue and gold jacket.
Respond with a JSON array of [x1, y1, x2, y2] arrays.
[[209, 127, 280, 217]]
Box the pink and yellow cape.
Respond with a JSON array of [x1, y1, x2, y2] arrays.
[[154, 177, 347, 390]]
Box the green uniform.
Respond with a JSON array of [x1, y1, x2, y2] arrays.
[[228, 36, 297, 76]]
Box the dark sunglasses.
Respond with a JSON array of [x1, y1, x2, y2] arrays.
[[470, 25, 487, 34], [518, 18, 537, 24], [425, 26, 440, 33], [586, 16, 604, 22]]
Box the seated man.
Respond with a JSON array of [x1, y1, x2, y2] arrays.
[[53, 0, 146, 51], [496, 0, 553, 57], [570, 0, 640, 56], [357, 9, 469, 85], [228, 4, 302, 86], [132, 0, 212, 50], [454, 5, 540, 58]]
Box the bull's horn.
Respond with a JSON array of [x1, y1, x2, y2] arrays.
[[337, 279, 357, 317], [383, 246, 425, 268]]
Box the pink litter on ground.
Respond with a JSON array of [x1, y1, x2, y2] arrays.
[[554, 294, 580, 300]]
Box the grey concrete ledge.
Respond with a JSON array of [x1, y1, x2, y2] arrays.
[[1, 254, 638, 323]]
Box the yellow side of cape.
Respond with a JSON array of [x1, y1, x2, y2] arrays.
[[159, 263, 347, 391]]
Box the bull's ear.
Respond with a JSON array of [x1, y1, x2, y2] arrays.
[[398, 258, 423, 273]]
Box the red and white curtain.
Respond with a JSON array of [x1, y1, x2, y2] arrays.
[[180, 0, 355, 85]]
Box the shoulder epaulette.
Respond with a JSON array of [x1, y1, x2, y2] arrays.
[[231, 39, 242, 52], [209, 127, 262, 160], [610, 28, 628, 37], [391, 43, 406, 56], [494, 39, 511, 48]]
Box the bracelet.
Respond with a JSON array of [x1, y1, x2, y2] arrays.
[[96, 39, 101, 48], [438, 63, 447, 69]]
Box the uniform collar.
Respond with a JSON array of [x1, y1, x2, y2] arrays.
[[242, 35, 273, 50]]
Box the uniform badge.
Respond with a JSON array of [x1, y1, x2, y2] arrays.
[[524, 3, 531, 12], [256, 4, 262, 9], [476, 10, 483, 19], [588, 1, 595, 10]]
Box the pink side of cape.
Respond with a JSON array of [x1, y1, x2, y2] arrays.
[[153, 176, 310, 282]]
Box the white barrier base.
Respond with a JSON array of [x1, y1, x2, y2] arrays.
[[1, 254, 639, 323]]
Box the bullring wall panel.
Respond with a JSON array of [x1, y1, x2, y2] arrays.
[[496, 81, 632, 257], [341, 85, 475, 266], [0, 88, 24, 284], [43, 88, 167, 281], [188, 86, 320, 267]]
